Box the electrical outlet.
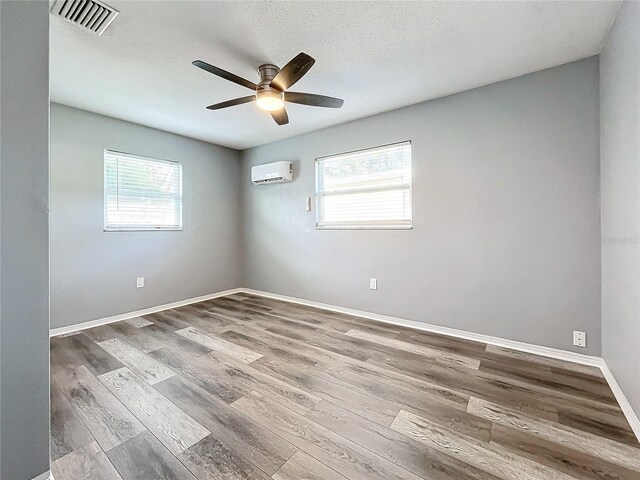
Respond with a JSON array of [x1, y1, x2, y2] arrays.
[[369, 278, 377, 290], [573, 330, 586, 348], [136, 277, 144, 288]]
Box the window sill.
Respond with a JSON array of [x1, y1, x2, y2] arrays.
[[103, 228, 183, 232], [316, 225, 412, 231]]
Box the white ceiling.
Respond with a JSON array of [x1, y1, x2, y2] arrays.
[[51, 1, 621, 150]]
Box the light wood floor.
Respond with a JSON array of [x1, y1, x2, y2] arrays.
[[50, 293, 640, 480]]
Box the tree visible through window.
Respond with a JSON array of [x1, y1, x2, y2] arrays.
[[315, 141, 412, 229], [104, 150, 183, 231]]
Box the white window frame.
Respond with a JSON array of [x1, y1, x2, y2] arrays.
[[315, 141, 413, 230], [103, 150, 183, 232]]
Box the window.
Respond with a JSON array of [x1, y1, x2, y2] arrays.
[[104, 150, 182, 231], [315, 141, 412, 229]]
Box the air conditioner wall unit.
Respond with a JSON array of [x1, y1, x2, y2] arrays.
[[251, 161, 293, 185]]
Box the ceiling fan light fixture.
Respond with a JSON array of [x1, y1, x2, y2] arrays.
[[256, 91, 284, 111], [193, 53, 343, 125]]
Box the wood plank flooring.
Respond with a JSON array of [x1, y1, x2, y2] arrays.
[[51, 293, 640, 480]]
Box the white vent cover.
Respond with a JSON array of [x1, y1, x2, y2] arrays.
[[51, 0, 119, 36]]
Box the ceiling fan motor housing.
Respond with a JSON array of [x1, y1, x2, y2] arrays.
[[257, 64, 280, 91], [256, 64, 283, 105]]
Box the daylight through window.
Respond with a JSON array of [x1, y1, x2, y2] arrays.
[[315, 141, 412, 229], [104, 150, 183, 231]]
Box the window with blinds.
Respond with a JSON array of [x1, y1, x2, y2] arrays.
[[315, 141, 412, 229], [104, 150, 183, 231]]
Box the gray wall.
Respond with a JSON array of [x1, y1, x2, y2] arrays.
[[600, 1, 640, 417], [241, 58, 602, 355], [0, 2, 51, 478], [50, 104, 242, 329]]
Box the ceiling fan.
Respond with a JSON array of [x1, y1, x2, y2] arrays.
[[192, 52, 344, 125]]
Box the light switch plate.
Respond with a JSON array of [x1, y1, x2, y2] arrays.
[[369, 278, 377, 290]]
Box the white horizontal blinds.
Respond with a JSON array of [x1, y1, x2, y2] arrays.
[[104, 151, 182, 230], [316, 141, 412, 229]]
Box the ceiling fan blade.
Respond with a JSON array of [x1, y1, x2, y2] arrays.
[[193, 60, 258, 91], [284, 92, 344, 108], [206, 96, 255, 110], [270, 52, 315, 91], [270, 108, 289, 125]]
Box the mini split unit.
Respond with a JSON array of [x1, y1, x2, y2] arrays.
[[251, 161, 293, 184]]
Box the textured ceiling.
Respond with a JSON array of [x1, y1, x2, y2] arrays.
[[50, 1, 621, 150]]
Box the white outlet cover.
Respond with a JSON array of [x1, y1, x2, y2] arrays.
[[369, 278, 377, 290], [573, 330, 586, 347], [136, 277, 144, 288]]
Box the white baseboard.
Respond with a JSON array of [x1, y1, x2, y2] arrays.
[[49, 288, 243, 337], [600, 362, 640, 441], [240, 288, 603, 368], [48, 285, 601, 366], [31, 471, 50, 480]]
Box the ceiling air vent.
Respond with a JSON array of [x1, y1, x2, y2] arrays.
[[51, 0, 119, 36]]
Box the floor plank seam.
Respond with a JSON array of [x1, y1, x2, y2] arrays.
[[231, 390, 426, 480]]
